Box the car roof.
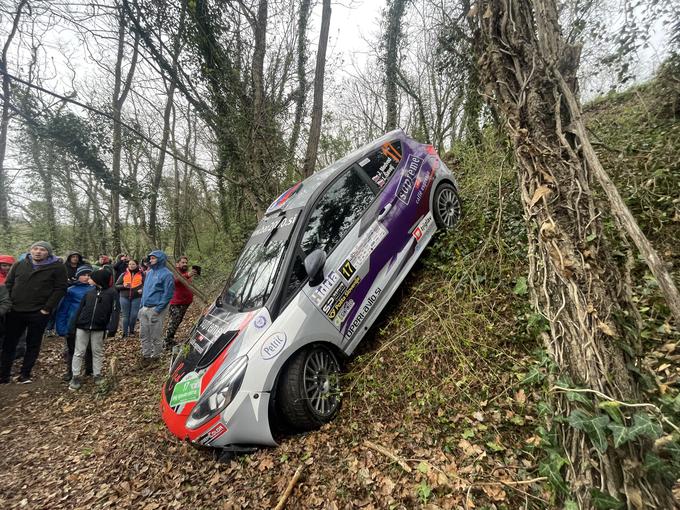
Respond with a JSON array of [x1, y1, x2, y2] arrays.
[[265, 129, 408, 215]]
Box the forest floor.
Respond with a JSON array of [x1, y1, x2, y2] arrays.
[[1, 65, 679, 510]]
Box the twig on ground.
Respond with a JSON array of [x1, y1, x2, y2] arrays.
[[364, 440, 412, 473], [273, 465, 304, 510]]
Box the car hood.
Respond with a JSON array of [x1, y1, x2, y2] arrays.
[[163, 304, 273, 415]]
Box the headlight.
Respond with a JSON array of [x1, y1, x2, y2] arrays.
[[186, 356, 248, 430]]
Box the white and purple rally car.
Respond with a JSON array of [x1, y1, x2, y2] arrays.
[[161, 130, 461, 452]]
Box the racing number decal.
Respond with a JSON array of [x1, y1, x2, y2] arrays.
[[340, 260, 356, 280]]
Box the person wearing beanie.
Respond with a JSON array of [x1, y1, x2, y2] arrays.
[[64, 251, 87, 286], [68, 269, 118, 390], [0, 241, 67, 384], [0, 254, 16, 285], [138, 250, 174, 366], [56, 265, 95, 381]]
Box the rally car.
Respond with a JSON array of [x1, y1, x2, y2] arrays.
[[161, 129, 461, 452]]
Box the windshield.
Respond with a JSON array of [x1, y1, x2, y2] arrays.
[[221, 210, 300, 311]]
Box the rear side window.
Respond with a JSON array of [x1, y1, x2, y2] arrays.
[[301, 168, 376, 256], [357, 140, 402, 188]]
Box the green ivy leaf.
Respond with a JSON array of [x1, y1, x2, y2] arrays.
[[568, 409, 610, 453], [608, 423, 629, 448], [591, 489, 624, 509], [539, 451, 568, 494], [629, 413, 662, 441], [513, 276, 528, 295], [564, 501, 579, 510], [599, 401, 624, 425], [566, 390, 592, 405]]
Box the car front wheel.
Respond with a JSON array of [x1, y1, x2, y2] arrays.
[[433, 182, 462, 230], [277, 345, 342, 431]]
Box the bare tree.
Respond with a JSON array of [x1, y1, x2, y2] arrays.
[[301, 0, 331, 178], [384, 0, 409, 131], [0, 0, 28, 229]]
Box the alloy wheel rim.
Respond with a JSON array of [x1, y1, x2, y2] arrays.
[[303, 349, 340, 417], [437, 188, 461, 228]]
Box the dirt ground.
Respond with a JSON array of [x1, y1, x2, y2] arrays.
[[0, 291, 548, 510]]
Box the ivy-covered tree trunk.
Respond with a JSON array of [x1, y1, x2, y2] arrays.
[[384, 0, 408, 131], [473, 0, 674, 507]]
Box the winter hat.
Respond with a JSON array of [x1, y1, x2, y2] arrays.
[[0, 255, 15, 265], [31, 241, 53, 256], [75, 265, 93, 278], [90, 269, 110, 288]]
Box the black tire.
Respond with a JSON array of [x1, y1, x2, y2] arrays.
[[277, 344, 341, 431], [432, 182, 462, 230]]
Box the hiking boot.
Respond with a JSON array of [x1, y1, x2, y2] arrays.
[[62, 371, 73, 382], [16, 375, 32, 384], [68, 377, 82, 391], [93, 375, 105, 386]]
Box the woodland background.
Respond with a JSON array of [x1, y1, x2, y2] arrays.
[[1, 1, 679, 509]]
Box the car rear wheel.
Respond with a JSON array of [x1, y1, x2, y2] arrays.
[[433, 182, 462, 230], [277, 345, 341, 431]]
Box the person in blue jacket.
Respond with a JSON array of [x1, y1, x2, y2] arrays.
[[138, 250, 174, 366], [55, 265, 94, 381]]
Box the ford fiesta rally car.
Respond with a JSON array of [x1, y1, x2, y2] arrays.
[[161, 130, 461, 452]]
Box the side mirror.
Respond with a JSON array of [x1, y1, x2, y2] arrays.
[[304, 249, 327, 287]]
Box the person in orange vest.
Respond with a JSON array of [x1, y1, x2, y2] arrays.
[[114, 259, 144, 337]]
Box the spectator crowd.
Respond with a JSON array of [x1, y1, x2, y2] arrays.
[[0, 241, 198, 390]]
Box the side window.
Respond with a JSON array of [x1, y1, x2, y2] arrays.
[[300, 168, 376, 257], [284, 168, 375, 302], [357, 140, 402, 188]]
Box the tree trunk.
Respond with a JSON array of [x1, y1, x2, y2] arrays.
[[301, 0, 331, 178], [0, 0, 28, 229], [111, 3, 140, 254], [474, 0, 675, 507], [384, 0, 408, 131], [148, 0, 185, 245], [288, 0, 312, 154]]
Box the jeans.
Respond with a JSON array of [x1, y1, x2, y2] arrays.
[[0, 310, 50, 380], [138, 306, 168, 358], [65, 332, 92, 375], [72, 329, 105, 377], [120, 297, 141, 336]]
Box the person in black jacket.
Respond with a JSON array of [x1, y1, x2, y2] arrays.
[[68, 269, 118, 390], [0, 241, 68, 384]]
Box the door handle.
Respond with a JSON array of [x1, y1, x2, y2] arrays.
[[377, 203, 392, 222]]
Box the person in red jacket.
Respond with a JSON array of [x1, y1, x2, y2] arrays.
[[163, 256, 196, 350], [0, 255, 15, 285]]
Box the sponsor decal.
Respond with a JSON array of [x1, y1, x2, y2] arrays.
[[339, 260, 356, 280], [396, 155, 423, 205], [413, 212, 435, 243], [415, 163, 436, 205], [198, 422, 228, 446], [253, 315, 268, 329], [265, 182, 302, 214], [170, 372, 201, 407], [340, 222, 387, 281], [310, 271, 341, 306], [381, 142, 402, 161], [252, 212, 298, 238], [358, 157, 371, 167], [372, 158, 398, 189], [321, 281, 348, 316], [324, 276, 360, 320], [333, 298, 356, 327], [261, 332, 287, 360], [344, 287, 382, 339]]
